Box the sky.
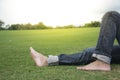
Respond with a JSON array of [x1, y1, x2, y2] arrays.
[[0, 0, 120, 27]]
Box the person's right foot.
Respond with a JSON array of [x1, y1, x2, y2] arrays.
[[77, 60, 111, 71], [30, 47, 48, 67]]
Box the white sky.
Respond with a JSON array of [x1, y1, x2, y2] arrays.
[[0, 0, 120, 27]]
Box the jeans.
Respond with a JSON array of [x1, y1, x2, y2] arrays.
[[58, 45, 120, 65], [92, 11, 120, 64]]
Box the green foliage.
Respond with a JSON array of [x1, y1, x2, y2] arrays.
[[0, 20, 5, 30], [23, 23, 33, 30], [56, 24, 75, 29], [34, 22, 46, 29], [0, 20, 100, 30], [8, 22, 53, 30], [83, 21, 100, 27], [0, 20, 4, 27], [8, 24, 21, 30], [63, 24, 75, 28]]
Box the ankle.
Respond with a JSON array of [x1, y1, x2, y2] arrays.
[[96, 60, 110, 65]]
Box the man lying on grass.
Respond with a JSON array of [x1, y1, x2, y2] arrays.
[[30, 11, 120, 71]]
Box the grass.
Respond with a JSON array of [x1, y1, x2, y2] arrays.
[[0, 28, 120, 80]]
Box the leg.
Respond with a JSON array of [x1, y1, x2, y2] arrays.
[[30, 45, 120, 67], [94, 11, 120, 63], [30, 47, 96, 66], [58, 46, 120, 65], [77, 11, 120, 71], [58, 48, 95, 65]]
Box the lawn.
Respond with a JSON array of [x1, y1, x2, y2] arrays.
[[0, 28, 120, 80]]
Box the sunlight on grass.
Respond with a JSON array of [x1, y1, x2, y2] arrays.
[[0, 28, 120, 80]]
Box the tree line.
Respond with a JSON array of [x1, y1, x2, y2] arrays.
[[0, 20, 100, 30]]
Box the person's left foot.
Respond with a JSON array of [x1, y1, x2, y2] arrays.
[[77, 60, 111, 71], [30, 47, 48, 67]]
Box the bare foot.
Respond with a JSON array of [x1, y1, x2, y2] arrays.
[[30, 47, 48, 67], [77, 60, 111, 71]]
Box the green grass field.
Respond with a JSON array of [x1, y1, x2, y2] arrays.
[[0, 28, 120, 80]]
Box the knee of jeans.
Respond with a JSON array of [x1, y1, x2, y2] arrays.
[[104, 11, 119, 18], [83, 48, 95, 53]]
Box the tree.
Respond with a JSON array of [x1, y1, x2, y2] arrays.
[[8, 24, 21, 30], [34, 22, 47, 29], [63, 24, 75, 28], [0, 20, 5, 30], [56, 24, 75, 29], [83, 21, 100, 27], [23, 23, 33, 30]]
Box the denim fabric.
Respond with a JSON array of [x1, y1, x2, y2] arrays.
[[58, 46, 120, 65], [58, 48, 95, 65], [93, 11, 120, 64]]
